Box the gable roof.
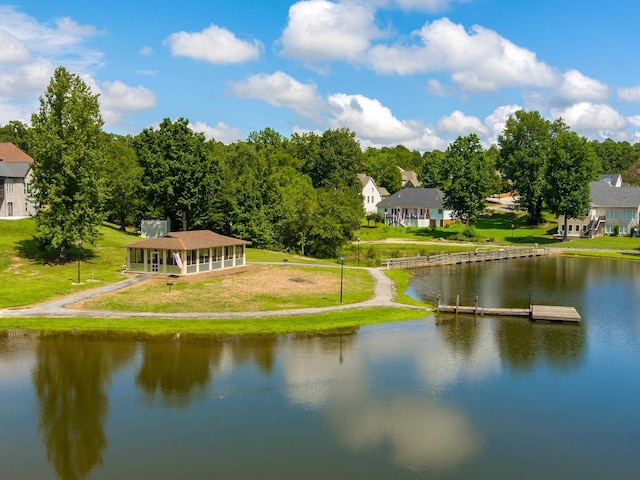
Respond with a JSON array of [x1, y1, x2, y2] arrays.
[[599, 173, 623, 187], [377, 187, 445, 208], [398, 167, 421, 187], [0, 143, 33, 163], [125, 230, 251, 250], [590, 181, 640, 208], [357, 173, 373, 186], [378, 187, 390, 197], [0, 162, 31, 178]]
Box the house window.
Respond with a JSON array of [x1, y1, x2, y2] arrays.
[[568, 225, 573, 232], [438, 209, 443, 214], [606, 225, 614, 234], [621, 225, 629, 234], [7, 202, 13, 216], [199, 248, 210, 264], [5, 179, 13, 194], [606, 209, 618, 220], [623, 209, 635, 221]]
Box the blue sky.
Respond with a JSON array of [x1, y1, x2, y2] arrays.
[[2, 0, 640, 151]]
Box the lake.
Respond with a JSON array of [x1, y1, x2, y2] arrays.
[[1, 256, 639, 479]]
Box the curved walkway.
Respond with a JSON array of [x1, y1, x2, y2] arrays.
[[0, 264, 429, 320]]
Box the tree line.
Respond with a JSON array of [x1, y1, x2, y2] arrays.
[[3, 67, 640, 260]]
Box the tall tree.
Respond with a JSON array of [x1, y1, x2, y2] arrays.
[[420, 150, 448, 189], [134, 118, 221, 231], [100, 134, 143, 231], [442, 134, 495, 231], [30, 66, 106, 261], [498, 110, 567, 224], [363, 148, 403, 193], [545, 132, 599, 241]]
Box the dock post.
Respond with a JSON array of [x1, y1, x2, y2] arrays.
[[456, 294, 460, 313], [475, 296, 479, 315], [437, 295, 441, 312]]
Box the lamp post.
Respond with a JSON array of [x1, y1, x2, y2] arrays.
[[340, 255, 345, 304], [356, 236, 361, 267], [511, 223, 514, 242], [76, 238, 81, 284]]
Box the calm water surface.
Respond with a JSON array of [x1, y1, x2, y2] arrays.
[[1, 256, 639, 479]]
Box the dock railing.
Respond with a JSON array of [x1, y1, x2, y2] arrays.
[[382, 246, 553, 270]]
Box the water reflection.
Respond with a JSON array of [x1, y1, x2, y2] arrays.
[[136, 339, 223, 408], [32, 336, 135, 480]]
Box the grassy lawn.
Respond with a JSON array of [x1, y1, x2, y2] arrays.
[[0, 219, 132, 308], [80, 265, 374, 313], [385, 269, 432, 307], [0, 308, 428, 336]]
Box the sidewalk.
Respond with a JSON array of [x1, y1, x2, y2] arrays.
[[0, 265, 428, 320]]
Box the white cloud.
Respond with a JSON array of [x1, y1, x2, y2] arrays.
[[557, 69, 609, 104], [618, 85, 640, 103], [0, 59, 56, 98], [165, 24, 263, 64], [551, 102, 627, 138], [367, 18, 558, 92], [189, 120, 242, 144], [280, 0, 382, 62], [99, 80, 157, 126], [228, 71, 327, 121], [0, 29, 31, 64], [139, 46, 154, 56], [426, 79, 456, 97], [437, 110, 488, 137], [484, 104, 521, 145], [55, 17, 99, 37]]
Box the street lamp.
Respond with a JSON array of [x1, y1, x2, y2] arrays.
[[340, 255, 345, 304], [76, 238, 81, 284], [356, 236, 361, 267], [511, 223, 514, 242]]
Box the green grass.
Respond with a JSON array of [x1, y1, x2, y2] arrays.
[[0, 219, 131, 308], [246, 248, 335, 264], [0, 308, 429, 336], [83, 266, 374, 313], [384, 269, 432, 307]]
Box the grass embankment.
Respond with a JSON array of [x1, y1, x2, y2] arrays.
[[0, 308, 427, 336]]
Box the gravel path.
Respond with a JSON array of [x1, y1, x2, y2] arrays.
[[0, 264, 427, 319]]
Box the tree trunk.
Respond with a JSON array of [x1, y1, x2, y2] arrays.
[[182, 211, 187, 231], [59, 243, 67, 262]]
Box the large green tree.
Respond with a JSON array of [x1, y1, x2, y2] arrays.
[[442, 133, 495, 230], [134, 118, 221, 231], [30, 66, 106, 261], [101, 134, 143, 231], [498, 110, 567, 224], [545, 131, 599, 241]]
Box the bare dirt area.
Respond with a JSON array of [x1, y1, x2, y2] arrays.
[[73, 265, 350, 313]]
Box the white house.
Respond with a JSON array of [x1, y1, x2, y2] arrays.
[[357, 174, 389, 215], [558, 179, 640, 238], [0, 143, 36, 218], [377, 187, 455, 227]]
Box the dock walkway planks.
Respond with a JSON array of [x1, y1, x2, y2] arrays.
[[436, 304, 581, 323], [530, 305, 581, 323]]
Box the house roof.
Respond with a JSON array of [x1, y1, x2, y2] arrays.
[[125, 230, 251, 250], [0, 143, 33, 163], [0, 162, 31, 178], [377, 187, 445, 208], [590, 181, 640, 208], [398, 167, 421, 187], [599, 173, 623, 187], [378, 187, 390, 197], [357, 173, 372, 186]]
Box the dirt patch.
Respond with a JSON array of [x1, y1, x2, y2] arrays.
[[288, 277, 315, 285]]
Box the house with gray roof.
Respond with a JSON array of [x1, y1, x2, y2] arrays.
[[558, 180, 640, 238], [0, 142, 35, 218], [377, 187, 455, 227]]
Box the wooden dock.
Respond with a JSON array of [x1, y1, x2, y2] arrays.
[[435, 296, 581, 323], [382, 247, 553, 270]]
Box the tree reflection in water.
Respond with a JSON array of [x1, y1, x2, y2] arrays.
[[32, 335, 135, 480]]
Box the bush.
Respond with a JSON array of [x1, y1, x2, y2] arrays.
[[613, 224, 620, 237]]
